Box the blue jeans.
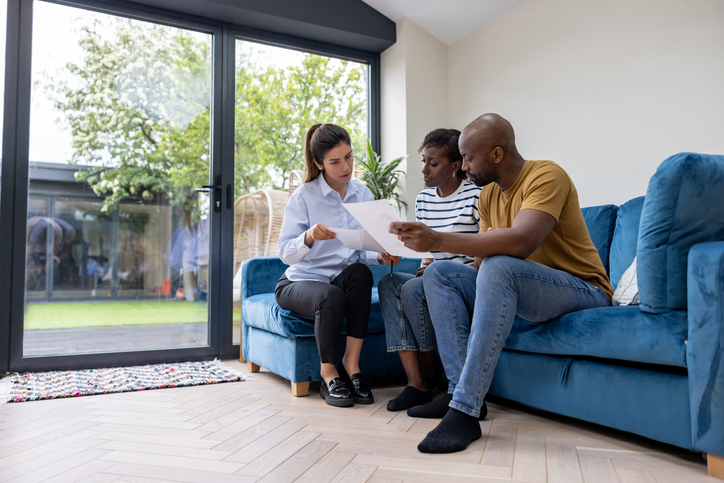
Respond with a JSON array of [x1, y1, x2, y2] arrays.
[[378, 272, 436, 352], [423, 256, 610, 418]]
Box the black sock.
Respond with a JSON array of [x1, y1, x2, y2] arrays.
[[479, 400, 488, 420], [407, 393, 452, 418], [387, 386, 433, 411], [417, 408, 482, 454], [422, 372, 440, 393]]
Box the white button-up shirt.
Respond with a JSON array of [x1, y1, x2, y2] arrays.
[[278, 175, 383, 282]]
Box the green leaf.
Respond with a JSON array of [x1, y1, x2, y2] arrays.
[[356, 136, 408, 210]]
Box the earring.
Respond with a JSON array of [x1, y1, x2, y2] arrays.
[[452, 171, 456, 178]]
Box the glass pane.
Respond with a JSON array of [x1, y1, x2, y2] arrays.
[[24, 2, 212, 356], [232, 40, 369, 344]]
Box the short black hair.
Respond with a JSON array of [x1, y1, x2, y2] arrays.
[[418, 128, 466, 180]]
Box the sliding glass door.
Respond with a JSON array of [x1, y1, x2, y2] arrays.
[[22, 1, 214, 358]]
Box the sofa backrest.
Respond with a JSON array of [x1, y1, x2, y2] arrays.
[[608, 196, 646, 288], [581, 204, 619, 276], [241, 257, 288, 299], [637, 152, 724, 313]]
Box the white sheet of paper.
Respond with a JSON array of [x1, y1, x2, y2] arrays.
[[342, 199, 432, 258], [329, 228, 387, 253]]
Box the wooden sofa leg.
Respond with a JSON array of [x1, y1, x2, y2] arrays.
[[247, 361, 260, 373], [709, 454, 724, 479], [291, 381, 310, 397]]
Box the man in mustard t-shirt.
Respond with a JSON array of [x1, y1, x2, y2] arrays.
[[389, 113, 613, 454]]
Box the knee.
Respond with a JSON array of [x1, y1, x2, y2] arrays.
[[317, 287, 346, 314], [400, 275, 424, 301], [423, 260, 457, 283], [380, 272, 409, 294], [347, 263, 373, 288], [378, 273, 394, 290], [478, 255, 516, 282]]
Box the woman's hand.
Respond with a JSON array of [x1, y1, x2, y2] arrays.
[[304, 223, 336, 247], [378, 252, 401, 266], [416, 258, 433, 277]]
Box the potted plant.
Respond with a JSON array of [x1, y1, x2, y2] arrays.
[[356, 138, 408, 212]]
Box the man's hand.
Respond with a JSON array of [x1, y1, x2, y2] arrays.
[[378, 252, 401, 266], [388, 222, 440, 252], [305, 223, 336, 247]]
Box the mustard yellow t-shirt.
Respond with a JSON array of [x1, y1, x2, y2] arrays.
[[478, 160, 613, 301]]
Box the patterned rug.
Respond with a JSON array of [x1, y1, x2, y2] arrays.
[[0, 359, 248, 403]]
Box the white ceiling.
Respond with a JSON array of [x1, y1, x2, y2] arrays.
[[361, 0, 526, 45]]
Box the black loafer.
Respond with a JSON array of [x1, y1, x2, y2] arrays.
[[320, 378, 354, 407], [338, 364, 374, 404]]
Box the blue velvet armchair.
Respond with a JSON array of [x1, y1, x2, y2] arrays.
[[241, 257, 420, 396]]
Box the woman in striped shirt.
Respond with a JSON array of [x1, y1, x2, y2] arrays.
[[379, 128, 481, 412]]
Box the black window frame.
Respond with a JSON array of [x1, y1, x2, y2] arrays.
[[0, 0, 382, 372]]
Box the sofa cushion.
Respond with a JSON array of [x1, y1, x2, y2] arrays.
[[609, 196, 645, 288], [505, 305, 687, 368], [243, 288, 387, 338], [637, 153, 724, 313], [581, 204, 618, 276]]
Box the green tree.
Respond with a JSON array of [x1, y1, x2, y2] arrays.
[[43, 17, 369, 224], [234, 51, 367, 193], [44, 18, 212, 226]]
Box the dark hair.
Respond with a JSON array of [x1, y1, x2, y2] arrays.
[[303, 123, 352, 183], [418, 128, 466, 180]]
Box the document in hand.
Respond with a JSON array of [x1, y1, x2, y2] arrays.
[[335, 199, 432, 258], [330, 227, 387, 253]]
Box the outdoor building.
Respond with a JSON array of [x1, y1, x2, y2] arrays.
[[27, 162, 182, 302]]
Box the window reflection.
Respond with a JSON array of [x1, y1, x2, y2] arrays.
[[24, 3, 212, 356]]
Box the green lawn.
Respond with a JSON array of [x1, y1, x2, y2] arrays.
[[25, 301, 242, 330]]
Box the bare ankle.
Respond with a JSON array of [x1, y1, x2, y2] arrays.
[[320, 364, 338, 384], [407, 377, 429, 392], [341, 357, 360, 375]]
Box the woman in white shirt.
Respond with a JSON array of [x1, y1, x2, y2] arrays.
[[379, 128, 481, 412], [276, 123, 396, 407]]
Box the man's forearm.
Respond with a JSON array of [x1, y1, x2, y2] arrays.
[[432, 230, 532, 260]]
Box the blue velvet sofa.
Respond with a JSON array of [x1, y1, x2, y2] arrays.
[[241, 257, 421, 396], [488, 152, 724, 467], [241, 152, 724, 468]]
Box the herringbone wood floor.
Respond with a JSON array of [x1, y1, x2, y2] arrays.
[[0, 360, 716, 482]]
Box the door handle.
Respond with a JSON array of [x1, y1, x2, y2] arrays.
[[195, 175, 222, 213]]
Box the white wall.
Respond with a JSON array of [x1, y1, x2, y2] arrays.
[[381, 18, 448, 219], [447, 0, 724, 207]]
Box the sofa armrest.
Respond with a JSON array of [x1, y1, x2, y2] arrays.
[[241, 257, 288, 299], [687, 241, 724, 455]]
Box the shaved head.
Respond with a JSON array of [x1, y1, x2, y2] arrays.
[[458, 113, 524, 189], [461, 113, 516, 153]]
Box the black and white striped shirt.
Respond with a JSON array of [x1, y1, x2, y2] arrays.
[[415, 180, 481, 265]]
